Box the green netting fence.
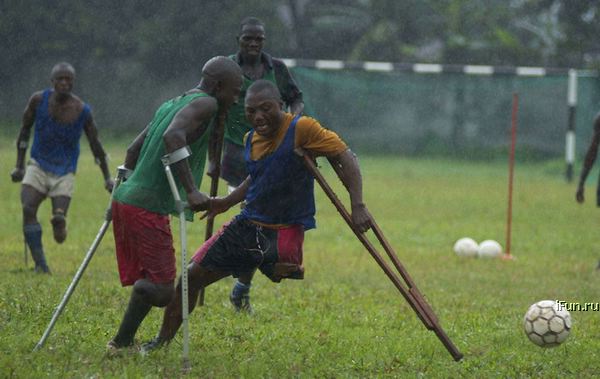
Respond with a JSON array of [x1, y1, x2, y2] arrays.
[[290, 66, 600, 160]]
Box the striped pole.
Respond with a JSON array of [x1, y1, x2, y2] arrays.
[[566, 69, 578, 182], [503, 93, 518, 261], [280, 59, 583, 77]]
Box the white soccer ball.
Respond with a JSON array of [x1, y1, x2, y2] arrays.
[[477, 239, 502, 258], [453, 237, 479, 257], [523, 300, 572, 347]]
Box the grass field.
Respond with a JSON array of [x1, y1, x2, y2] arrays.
[[1, 136, 599, 378]]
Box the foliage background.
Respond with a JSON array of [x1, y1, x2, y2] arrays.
[[2, 1, 600, 156]]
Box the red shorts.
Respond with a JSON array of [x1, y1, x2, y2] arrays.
[[112, 201, 176, 286]]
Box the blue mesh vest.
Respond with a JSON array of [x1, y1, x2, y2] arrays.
[[30, 89, 90, 175], [239, 115, 316, 230]]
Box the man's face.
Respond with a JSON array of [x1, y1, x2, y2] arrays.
[[245, 90, 283, 138], [51, 69, 75, 95], [217, 74, 243, 109], [238, 25, 265, 58]]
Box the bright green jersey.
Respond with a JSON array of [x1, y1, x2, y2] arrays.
[[224, 63, 276, 146], [113, 92, 213, 221]]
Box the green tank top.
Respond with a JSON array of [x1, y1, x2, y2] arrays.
[[113, 92, 213, 220], [224, 59, 276, 146]]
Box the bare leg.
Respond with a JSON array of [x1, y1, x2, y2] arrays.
[[152, 263, 229, 345], [21, 185, 49, 272], [22, 184, 45, 225], [111, 279, 175, 347], [50, 196, 70, 243]]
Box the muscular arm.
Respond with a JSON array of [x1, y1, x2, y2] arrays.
[[11, 93, 40, 182], [123, 124, 150, 170], [163, 96, 217, 211], [83, 112, 113, 191], [274, 59, 304, 115], [223, 175, 250, 206], [328, 149, 371, 232], [206, 110, 226, 179], [576, 113, 600, 203], [205, 175, 251, 218]]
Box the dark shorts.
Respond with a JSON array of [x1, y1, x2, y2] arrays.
[[112, 201, 176, 286], [192, 218, 305, 282], [220, 140, 248, 187]]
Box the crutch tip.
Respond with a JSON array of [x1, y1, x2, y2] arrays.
[[182, 358, 192, 373]]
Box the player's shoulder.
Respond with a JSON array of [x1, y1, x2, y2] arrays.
[[187, 90, 217, 105], [271, 57, 291, 71], [186, 91, 218, 114], [28, 90, 45, 105], [295, 115, 321, 130]]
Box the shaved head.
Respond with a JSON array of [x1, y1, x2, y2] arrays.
[[199, 56, 243, 108], [246, 79, 281, 101], [240, 17, 264, 33], [202, 56, 242, 83], [51, 62, 75, 78]]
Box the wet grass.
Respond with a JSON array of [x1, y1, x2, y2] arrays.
[[1, 137, 599, 378]]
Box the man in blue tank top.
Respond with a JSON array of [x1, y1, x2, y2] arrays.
[[10, 62, 113, 274], [141, 79, 371, 352], [218, 16, 306, 311]]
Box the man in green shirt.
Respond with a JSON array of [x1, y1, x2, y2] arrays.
[[107, 56, 242, 351]]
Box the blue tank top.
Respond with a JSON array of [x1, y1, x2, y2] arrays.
[[239, 115, 316, 230], [30, 89, 90, 175]]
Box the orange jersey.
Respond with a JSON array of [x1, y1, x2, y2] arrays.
[[245, 113, 348, 161]]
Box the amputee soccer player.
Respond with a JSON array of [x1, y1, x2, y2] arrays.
[[141, 79, 370, 352], [106, 56, 242, 351], [10, 62, 113, 274]]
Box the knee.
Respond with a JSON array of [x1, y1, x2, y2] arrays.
[[133, 280, 174, 307], [22, 204, 38, 220], [154, 286, 175, 307]]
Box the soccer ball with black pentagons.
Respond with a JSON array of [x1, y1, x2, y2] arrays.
[[523, 300, 572, 347]]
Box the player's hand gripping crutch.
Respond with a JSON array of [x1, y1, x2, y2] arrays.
[[161, 148, 193, 372], [295, 148, 463, 362], [34, 165, 131, 352]]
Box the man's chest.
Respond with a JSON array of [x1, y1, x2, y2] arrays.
[[46, 99, 83, 124]]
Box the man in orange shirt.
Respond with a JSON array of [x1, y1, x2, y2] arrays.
[[142, 80, 370, 351]]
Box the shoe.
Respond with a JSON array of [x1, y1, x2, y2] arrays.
[[230, 293, 253, 313], [51, 213, 67, 244], [34, 264, 51, 274], [140, 337, 165, 356]]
